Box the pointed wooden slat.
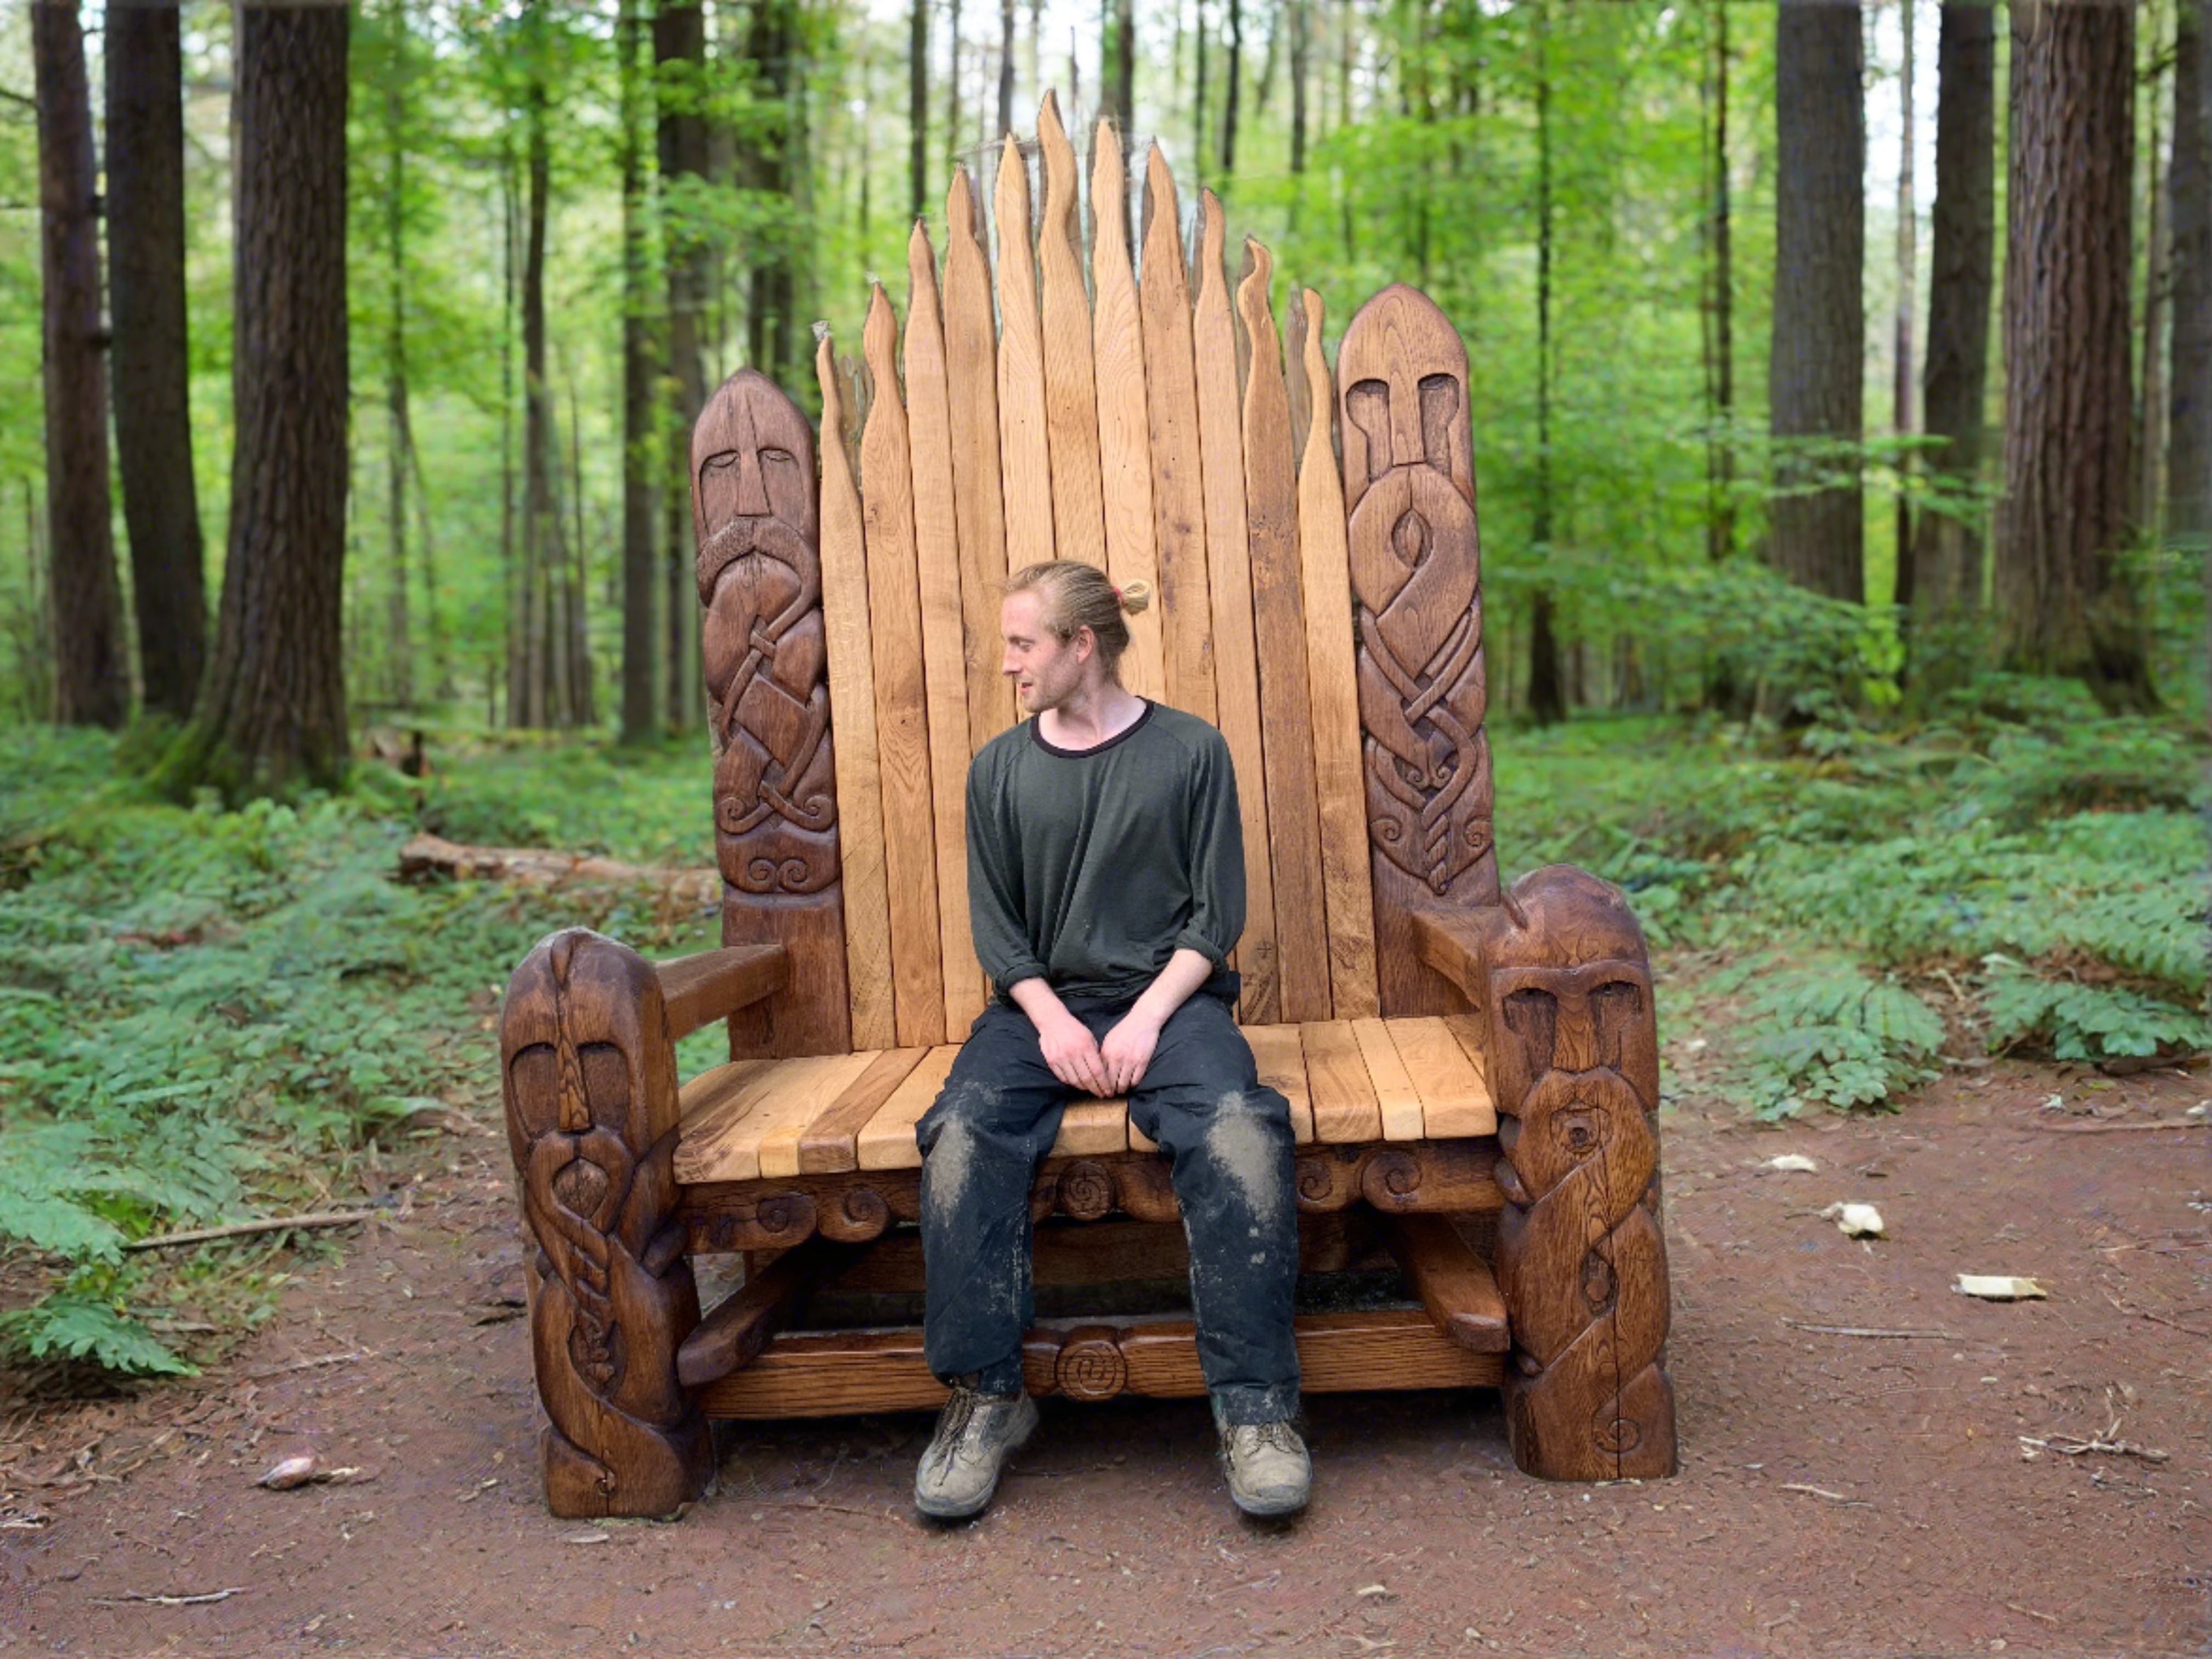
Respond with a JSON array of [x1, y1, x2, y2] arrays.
[[1190, 190, 1278, 1026], [1138, 145, 1217, 723], [905, 225, 990, 1037], [857, 1043, 961, 1170], [1035, 92, 1107, 569], [1295, 288, 1380, 1019], [1088, 121, 1166, 702], [1244, 1021, 1316, 1144], [673, 1058, 798, 1184], [1385, 1016, 1496, 1139], [942, 167, 1015, 752], [753, 1051, 884, 1181], [860, 286, 947, 1049], [994, 133, 1054, 570], [1351, 1016, 1424, 1143], [1051, 1095, 1132, 1158], [815, 336, 896, 1051], [1237, 240, 1331, 1024], [798, 1046, 931, 1173], [1300, 1019, 1381, 1144]]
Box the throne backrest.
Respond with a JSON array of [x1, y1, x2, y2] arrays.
[[691, 95, 1497, 1060]]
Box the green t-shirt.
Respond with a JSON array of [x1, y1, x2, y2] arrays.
[[965, 700, 1245, 1007]]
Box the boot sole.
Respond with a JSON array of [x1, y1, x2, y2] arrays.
[[1228, 1482, 1310, 1518], [913, 1398, 1039, 1519]]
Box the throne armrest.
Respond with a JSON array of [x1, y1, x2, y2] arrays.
[[1409, 908, 1492, 1012], [654, 944, 790, 1042]]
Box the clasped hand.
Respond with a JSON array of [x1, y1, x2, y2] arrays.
[[1040, 1009, 1160, 1097]]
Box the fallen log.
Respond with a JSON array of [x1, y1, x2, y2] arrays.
[[397, 834, 718, 907]]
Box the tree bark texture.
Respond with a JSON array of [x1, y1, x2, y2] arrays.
[[2170, 0, 2211, 545], [745, 0, 799, 387], [1999, 0, 2154, 708], [909, 0, 928, 221], [106, 1, 206, 723], [1910, 0, 1996, 659], [1528, 0, 1564, 726], [620, 0, 659, 744], [1767, 0, 1865, 603], [1891, 0, 1916, 605], [658, 0, 709, 730], [998, 0, 1015, 141], [1702, 0, 1736, 568], [381, 0, 414, 709], [166, 4, 349, 797], [1222, 0, 1244, 176], [33, 0, 128, 728]]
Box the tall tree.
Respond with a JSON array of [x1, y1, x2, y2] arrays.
[[1528, 0, 1565, 725], [1289, 0, 1310, 175], [619, 0, 659, 744], [160, 5, 349, 798], [1700, 0, 1736, 567], [2138, 19, 2172, 538], [1768, 0, 1865, 603], [31, 0, 127, 728], [745, 0, 801, 385], [106, 1, 206, 723], [1909, 0, 1996, 684], [998, 0, 1017, 139], [1222, 0, 1244, 176], [1891, 0, 1917, 606], [910, 0, 928, 220], [946, 0, 963, 173], [2170, 0, 2210, 549], [378, 0, 414, 709], [658, 0, 709, 730], [1998, 0, 2154, 708], [1104, 0, 1135, 136]]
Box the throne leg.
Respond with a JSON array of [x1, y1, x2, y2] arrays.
[[501, 928, 713, 1518], [1475, 867, 1678, 1480]]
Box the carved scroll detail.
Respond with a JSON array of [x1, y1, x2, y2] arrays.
[[1477, 867, 1677, 1481], [694, 368, 838, 898], [502, 929, 712, 1518]]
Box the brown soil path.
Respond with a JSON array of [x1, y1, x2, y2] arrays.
[[3, 1061, 2207, 1657]]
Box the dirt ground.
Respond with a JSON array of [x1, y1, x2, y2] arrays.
[[3, 1055, 2207, 1658]]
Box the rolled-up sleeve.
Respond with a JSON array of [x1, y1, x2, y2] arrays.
[[967, 755, 1049, 996], [1170, 732, 1246, 966]]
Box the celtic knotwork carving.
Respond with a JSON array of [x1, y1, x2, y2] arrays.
[[1479, 867, 1675, 1481], [502, 929, 712, 1517], [693, 368, 840, 897], [1338, 289, 1494, 904]]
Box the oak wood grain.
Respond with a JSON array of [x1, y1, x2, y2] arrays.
[[940, 166, 1017, 751], [1299, 1018, 1382, 1143], [1352, 1014, 1426, 1142], [1388, 1014, 1495, 1137], [855, 1042, 960, 1170], [676, 1237, 848, 1389], [654, 944, 789, 1042], [1243, 1020, 1316, 1143], [1035, 92, 1107, 568], [797, 1046, 929, 1173], [1381, 1213, 1510, 1352], [994, 133, 1054, 569]]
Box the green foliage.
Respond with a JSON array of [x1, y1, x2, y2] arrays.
[[1709, 954, 1945, 1119], [1, 1280, 194, 1378], [1981, 958, 2212, 1064]]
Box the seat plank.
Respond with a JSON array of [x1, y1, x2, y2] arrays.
[[797, 1046, 930, 1174], [941, 166, 1015, 754], [673, 1058, 795, 1185], [1035, 92, 1107, 569], [1300, 1019, 1381, 1143], [1352, 1016, 1425, 1142], [753, 1051, 884, 1181], [1293, 289, 1380, 1019], [1387, 1015, 1496, 1138], [860, 285, 947, 1049], [1051, 1094, 1132, 1158], [1137, 144, 1217, 723], [905, 227, 990, 1037], [1237, 244, 1332, 1024], [994, 134, 1054, 569], [1191, 190, 1278, 1026], [1088, 120, 1166, 703], [856, 1043, 960, 1171], [1245, 1020, 1316, 1144], [814, 337, 897, 1051]]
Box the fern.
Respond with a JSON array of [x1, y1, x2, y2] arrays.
[[1982, 957, 2212, 1062], [0, 1292, 194, 1377], [1717, 956, 1945, 1119]]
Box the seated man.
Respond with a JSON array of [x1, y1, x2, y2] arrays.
[[912, 559, 1308, 1522]]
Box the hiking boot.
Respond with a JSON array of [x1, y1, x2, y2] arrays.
[[1220, 1418, 1311, 1516], [913, 1386, 1038, 1519]]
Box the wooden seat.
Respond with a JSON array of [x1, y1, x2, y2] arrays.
[[672, 1015, 1494, 1183], [499, 96, 1677, 1521]]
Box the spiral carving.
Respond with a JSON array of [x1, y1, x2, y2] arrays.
[[820, 1184, 891, 1243], [1358, 1149, 1423, 1210], [1053, 1331, 1129, 1401], [1057, 1161, 1115, 1222]]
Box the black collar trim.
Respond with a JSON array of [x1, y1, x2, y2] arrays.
[[1028, 698, 1155, 758]]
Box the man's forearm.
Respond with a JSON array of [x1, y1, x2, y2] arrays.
[[1007, 975, 1076, 1033], [1126, 948, 1218, 1031]]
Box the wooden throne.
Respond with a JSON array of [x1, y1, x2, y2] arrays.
[[499, 96, 1676, 1520]]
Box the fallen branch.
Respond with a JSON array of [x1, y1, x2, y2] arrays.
[[2018, 1419, 2169, 1464], [2022, 1118, 2208, 1135], [1778, 1483, 1871, 1506], [398, 833, 716, 907], [126, 1211, 382, 1252], [92, 1587, 246, 1607], [1784, 1321, 1957, 1340], [241, 1349, 374, 1381]]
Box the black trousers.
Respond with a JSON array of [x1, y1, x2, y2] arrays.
[[916, 992, 1302, 1425]]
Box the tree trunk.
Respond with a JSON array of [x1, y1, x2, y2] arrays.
[[658, 0, 708, 731], [105, 3, 205, 724], [620, 0, 659, 744], [1892, 0, 1917, 609], [500, 140, 522, 728], [746, 1, 799, 387], [522, 34, 575, 730], [1222, 0, 1243, 177], [1105, 0, 1135, 138], [381, 0, 413, 709], [159, 5, 349, 798], [1768, 0, 1865, 604], [1195, 0, 1210, 187], [1703, 0, 1735, 567], [1528, 0, 1565, 726], [2169, 0, 2210, 548], [2138, 26, 2171, 540], [947, 0, 963, 174], [1998, 0, 2154, 709], [909, 0, 928, 221], [1290, 0, 1309, 174], [32, 1, 127, 729], [1909, 0, 1995, 687], [998, 0, 1016, 139]]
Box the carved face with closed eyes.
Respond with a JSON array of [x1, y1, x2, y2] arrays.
[[692, 369, 817, 602]]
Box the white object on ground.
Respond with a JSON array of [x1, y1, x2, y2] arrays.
[[1820, 1202, 1886, 1238], [1954, 1275, 2045, 1301], [1765, 1154, 1819, 1173]]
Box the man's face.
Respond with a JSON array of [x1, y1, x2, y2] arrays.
[[1001, 590, 1090, 715]]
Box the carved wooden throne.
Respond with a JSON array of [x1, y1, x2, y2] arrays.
[[500, 97, 1676, 1520]]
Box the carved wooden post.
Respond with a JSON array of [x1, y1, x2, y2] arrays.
[[1336, 284, 1501, 1018], [693, 368, 849, 1057], [1474, 867, 1677, 1480], [502, 928, 713, 1517]]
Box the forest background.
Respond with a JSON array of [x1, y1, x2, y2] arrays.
[[0, 0, 2206, 1378]]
